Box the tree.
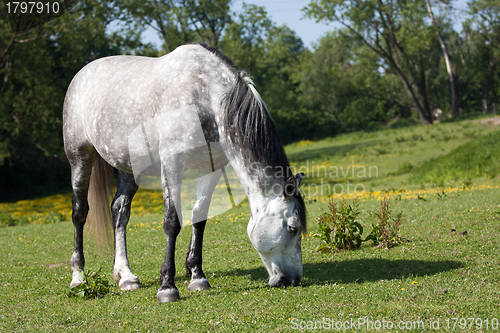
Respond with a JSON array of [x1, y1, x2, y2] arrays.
[[220, 4, 309, 143], [116, 0, 232, 52], [115, 0, 188, 53], [180, 0, 232, 48], [298, 32, 407, 134], [466, 0, 500, 114], [304, 0, 437, 124], [0, 0, 129, 199], [219, 3, 272, 74], [426, 0, 460, 118]]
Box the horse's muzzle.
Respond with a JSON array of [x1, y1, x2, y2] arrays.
[[269, 274, 301, 288]]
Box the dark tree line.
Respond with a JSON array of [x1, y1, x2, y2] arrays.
[[0, 0, 498, 200]]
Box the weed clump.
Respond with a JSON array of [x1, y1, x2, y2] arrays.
[[315, 197, 363, 252], [68, 268, 112, 299], [315, 197, 406, 253], [366, 198, 405, 249]]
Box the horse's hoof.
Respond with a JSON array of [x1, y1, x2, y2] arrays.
[[69, 280, 83, 289], [70, 271, 84, 288], [157, 289, 180, 303], [188, 278, 211, 292], [119, 277, 141, 291]]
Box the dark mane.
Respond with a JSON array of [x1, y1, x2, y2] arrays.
[[194, 44, 289, 169], [194, 43, 306, 232]]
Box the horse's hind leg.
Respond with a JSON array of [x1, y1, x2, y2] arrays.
[[185, 170, 222, 291], [68, 150, 96, 288], [112, 170, 140, 290]]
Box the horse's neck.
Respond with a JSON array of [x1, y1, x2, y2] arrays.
[[229, 153, 282, 215]]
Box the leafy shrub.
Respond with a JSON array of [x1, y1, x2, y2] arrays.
[[394, 136, 407, 143], [314, 197, 363, 252], [412, 134, 424, 141], [0, 211, 66, 227], [399, 162, 414, 173], [461, 177, 473, 189], [0, 213, 29, 227], [68, 268, 112, 299], [366, 199, 405, 249]]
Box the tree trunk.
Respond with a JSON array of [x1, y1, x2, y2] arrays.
[[416, 82, 434, 125], [482, 98, 488, 114], [416, 60, 434, 124], [426, 0, 459, 118], [482, 60, 498, 114], [391, 64, 433, 124]]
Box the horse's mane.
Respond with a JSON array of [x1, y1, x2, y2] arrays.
[[193, 44, 289, 171], [194, 43, 307, 232]]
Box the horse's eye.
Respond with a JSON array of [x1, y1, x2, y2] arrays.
[[287, 225, 298, 234]]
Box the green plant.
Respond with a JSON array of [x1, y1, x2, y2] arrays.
[[0, 213, 29, 227], [398, 162, 414, 174], [412, 134, 424, 141], [314, 197, 363, 252], [436, 190, 447, 199], [462, 178, 473, 189], [68, 268, 112, 299], [366, 199, 405, 249], [387, 162, 414, 177], [41, 212, 66, 224]]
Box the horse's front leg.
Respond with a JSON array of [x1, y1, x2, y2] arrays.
[[157, 166, 183, 303], [185, 170, 222, 291], [112, 171, 140, 290]]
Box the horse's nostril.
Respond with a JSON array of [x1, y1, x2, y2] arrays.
[[269, 274, 292, 288], [291, 277, 301, 286]]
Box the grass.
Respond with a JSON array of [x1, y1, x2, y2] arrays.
[[1, 116, 500, 331], [1, 186, 499, 331], [285, 117, 500, 198], [2, 117, 498, 221], [411, 129, 500, 184]]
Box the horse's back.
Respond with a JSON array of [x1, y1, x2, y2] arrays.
[[63, 44, 235, 172]]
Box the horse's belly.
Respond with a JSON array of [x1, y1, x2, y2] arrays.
[[92, 105, 226, 178]]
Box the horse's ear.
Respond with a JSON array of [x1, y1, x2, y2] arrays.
[[283, 173, 304, 198]]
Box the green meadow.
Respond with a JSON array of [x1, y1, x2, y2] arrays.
[[1, 117, 500, 332]]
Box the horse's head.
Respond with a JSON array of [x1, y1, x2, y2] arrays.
[[247, 173, 306, 287]]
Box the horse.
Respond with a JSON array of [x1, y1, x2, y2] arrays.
[[62, 43, 306, 302]]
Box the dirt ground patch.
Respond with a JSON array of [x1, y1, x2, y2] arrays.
[[473, 116, 500, 126]]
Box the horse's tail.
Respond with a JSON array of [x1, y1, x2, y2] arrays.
[[86, 155, 114, 251]]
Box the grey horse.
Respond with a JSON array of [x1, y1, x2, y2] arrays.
[[63, 43, 306, 302]]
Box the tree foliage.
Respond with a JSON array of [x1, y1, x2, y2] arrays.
[[116, 0, 232, 51], [305, 0, 441, 124], [465, 0, 500, 114], [0, 0, 132, 199], [0, 0, 499, 200]]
